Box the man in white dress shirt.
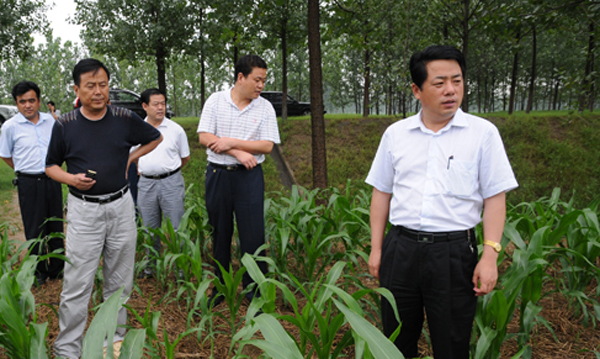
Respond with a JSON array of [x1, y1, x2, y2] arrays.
[[137, 88, 190, 277], [366, 45, 518, 359]]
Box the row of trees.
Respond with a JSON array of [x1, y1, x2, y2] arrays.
[[1, 0, 598, 118]]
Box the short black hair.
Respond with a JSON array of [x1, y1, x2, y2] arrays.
[[233, 55, 267, 83], [73, 58, 111, 86], [47, 100, 56, 106], [140, 88, 167, 105], [12, 81, 40, 101], [410, 45, 466, 90]]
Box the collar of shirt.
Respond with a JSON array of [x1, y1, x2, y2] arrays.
[[14, 112, 48, 125], [144, 117, 169, 129], [407, 108, 469, 135], [226, 87, 258, 112]]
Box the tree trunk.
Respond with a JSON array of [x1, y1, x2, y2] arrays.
[[526, 25, 537, 114], [461, 0, 469, 112], [508, 30, 520, 115], [201, 54, 206, 110], [553, 79, 560, 110], [580, 22, 594, 112], [547, 59, 554, 110], [362, 46, 371, 118], [588, 22, 595, 112], [308, 0, 327, 189], [476, 72, 481, 113], [156, 46, 167, 95], [281, 15, 289, 120]]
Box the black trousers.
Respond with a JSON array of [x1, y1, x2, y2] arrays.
[[379, 226, 478, 359], [205, 163, 267, 289], [16, 175, 65, 278]]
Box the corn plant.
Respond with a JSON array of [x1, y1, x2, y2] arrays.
[[212, 260, 250, 353], [0, 223, 20, 276], [546, 206, 600, 327], [0, 256, 47, 358], [125, 298, 161, 357], [237, 255, 403, 358], [267, 186, 349, 284]]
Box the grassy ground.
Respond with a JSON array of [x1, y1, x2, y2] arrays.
[[278, 111, 600, 208]]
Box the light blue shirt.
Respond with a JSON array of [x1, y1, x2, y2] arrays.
[[0, 112, 55, 173]]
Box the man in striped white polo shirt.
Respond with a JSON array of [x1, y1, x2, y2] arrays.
[[198, 54, 280, 307]]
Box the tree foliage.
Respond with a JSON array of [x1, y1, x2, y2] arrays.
[[0, 0, 48, 60], [73, 0, 202, 95]]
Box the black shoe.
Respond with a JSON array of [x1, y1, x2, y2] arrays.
[[34, 274, 47, 287], [210, 290, 224, 307]]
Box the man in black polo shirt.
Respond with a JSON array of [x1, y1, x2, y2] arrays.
[[47, 58, 162, 359]]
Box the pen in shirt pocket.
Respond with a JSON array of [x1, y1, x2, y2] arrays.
[[447, 155, 454, 169]]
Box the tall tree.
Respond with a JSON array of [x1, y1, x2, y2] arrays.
[[308, 0, 327, 189], [73, 0, 200, 95], [257, 0, 306, 120], [0, 0, 48, 60], [436, 0, 501, 112]]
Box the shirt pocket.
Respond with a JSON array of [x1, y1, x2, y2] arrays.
[[444, 160, 478, 199]]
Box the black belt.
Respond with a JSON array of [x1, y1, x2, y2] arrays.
[[16, 171, 48, 179], [141, 167, 181, 179], [208, 162, 252, 171], [395, 225, 474, 243], [70, 186, 129, 204]]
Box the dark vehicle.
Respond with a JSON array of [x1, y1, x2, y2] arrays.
[[0, 105, 19, 125], [260, 91, 313, 117], [109, 88, 175, 119]]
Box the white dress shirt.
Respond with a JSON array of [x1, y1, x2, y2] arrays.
[[137, 117, 190, 176], [366, 108, 518, 232]]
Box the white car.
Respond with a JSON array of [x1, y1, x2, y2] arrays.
[[0, 105, 19, 125]]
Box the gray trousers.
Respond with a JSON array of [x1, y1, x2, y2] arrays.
[[53, 192, 137, 359], [138, 171, 185, 257]]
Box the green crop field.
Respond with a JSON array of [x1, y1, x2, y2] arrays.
[[0, 112, 598, 358]]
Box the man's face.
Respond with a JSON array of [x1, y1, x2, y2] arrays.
[[237, 67, 267, 100], [15, 90, 41, 122], [143, 94, 166, 122], [412, 59, 463, 126], [47, 103, 55, 111], [74, 68, 109, 113]]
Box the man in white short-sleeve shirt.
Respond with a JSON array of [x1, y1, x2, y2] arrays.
[[137, 88, 190, 277], [197, 54, 280, 307], [366, 45, 518, 359]]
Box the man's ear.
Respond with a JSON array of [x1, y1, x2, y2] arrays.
[[142, 102, 148, 111], [411, 83, 421, 100], [73, 84, 79, 97]]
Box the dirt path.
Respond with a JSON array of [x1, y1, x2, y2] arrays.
[[3, 191, 26, 256]]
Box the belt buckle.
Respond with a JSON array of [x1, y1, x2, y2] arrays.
[[97, 194, 111, 204], [226, 164, 238, 171], [417, 232, 433, 243]]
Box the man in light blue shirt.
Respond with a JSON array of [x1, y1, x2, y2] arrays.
[[0, 81, 64, 286]]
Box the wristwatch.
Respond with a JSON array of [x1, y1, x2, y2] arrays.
[[483, 240, 502, 253]]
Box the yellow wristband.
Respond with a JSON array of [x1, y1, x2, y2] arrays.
[[483, 240, 502, 253]]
